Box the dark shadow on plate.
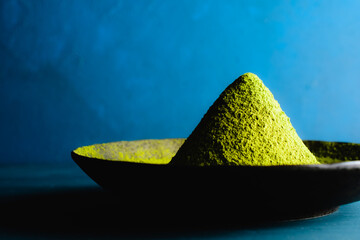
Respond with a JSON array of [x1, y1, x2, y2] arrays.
[[0, 187, 336, 238]]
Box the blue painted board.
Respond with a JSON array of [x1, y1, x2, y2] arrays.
[[1, 0, 360, 163]]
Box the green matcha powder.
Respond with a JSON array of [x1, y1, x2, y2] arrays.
[[170, 73, 319, 166]]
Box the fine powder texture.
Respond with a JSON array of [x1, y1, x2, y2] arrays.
[[170, 73, 319, 166]]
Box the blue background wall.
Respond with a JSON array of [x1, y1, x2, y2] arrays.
[[1, 0, 360, 163]]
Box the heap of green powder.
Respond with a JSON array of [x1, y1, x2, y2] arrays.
[[170, 73, 319, 166]]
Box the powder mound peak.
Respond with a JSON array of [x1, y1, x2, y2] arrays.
[[170, 73, 319, 166]]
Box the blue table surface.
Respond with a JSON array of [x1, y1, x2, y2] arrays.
[[1, 163, 360, 240]]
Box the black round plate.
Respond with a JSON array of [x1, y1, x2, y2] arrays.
[[71, 139, 360, 225]]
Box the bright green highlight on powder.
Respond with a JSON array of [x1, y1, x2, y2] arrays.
[[170, 73, 319, 166], [74, 138, 185, 164]]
